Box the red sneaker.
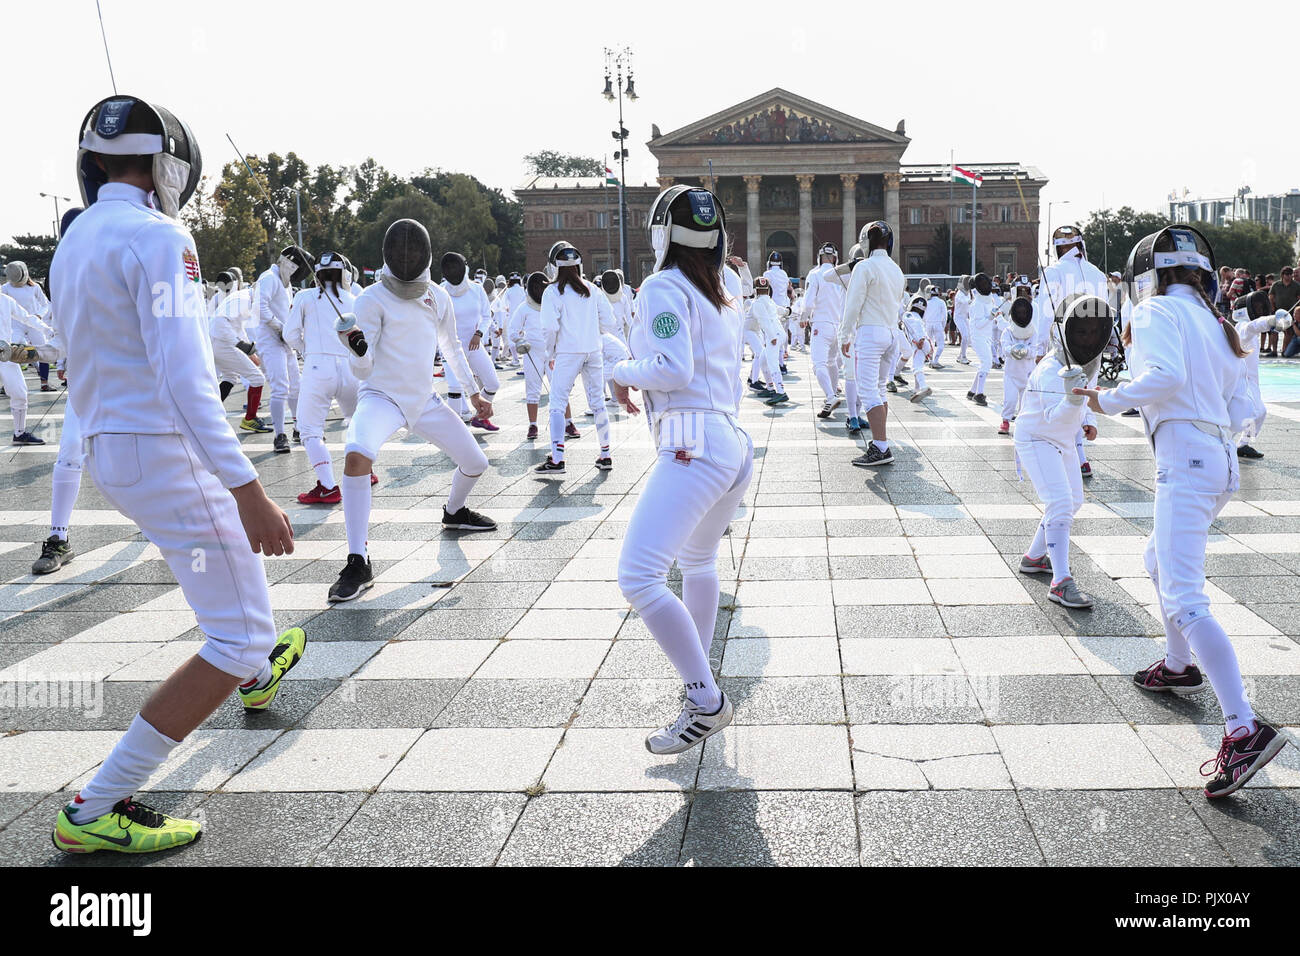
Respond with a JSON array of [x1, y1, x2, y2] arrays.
[[998, 420, 1010, 435], [469, 417, 500, 432], [565, 422, 581, 439], [370, 471, 379, 486], [297, 481, 342, 505]]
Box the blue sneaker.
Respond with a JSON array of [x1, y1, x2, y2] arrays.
[[846, 417, 863, 434]]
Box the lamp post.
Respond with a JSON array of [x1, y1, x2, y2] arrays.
[[40, 192, 73, 237], [1046, 200, 1070, 259], [603, 46, 637, 278]]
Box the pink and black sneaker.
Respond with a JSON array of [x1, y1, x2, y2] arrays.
[[1132, 659, 1207, 696], [1202, 723, 1286, 798]]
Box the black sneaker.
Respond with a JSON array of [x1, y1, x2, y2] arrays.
[[595, 457, 613, 471], [12, 431, 44, 445], [535, 458, 565, 476], [894, 375, 907, 385], [328, 553, 374, 603], [1202, 722, 1287, 798], [966, 391, 975, 401], [273, 433, 290, 454], [748, 380, 764, 391], [1121, 407, 1140, 417], [1133, 659, 1206, 696], [292, 429, 301, 444], [32, 535, 74, 575], [852, 443, 894, 467], [1237, 444, 1264, 460], [972, 393, 988, 406], [442, 506, 497, 531]]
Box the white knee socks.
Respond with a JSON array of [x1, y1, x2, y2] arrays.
[[639, 591, 720, 710], [342, 473, 372, 557], [682, 571, 721, 659], [50, 462, 82, 539], [70, 714, 181, 821], [447, 468, 478, 513], [304, 437, 336, 490], [1044, 518, 1072, 584], [1183, 614, 1256, 735]]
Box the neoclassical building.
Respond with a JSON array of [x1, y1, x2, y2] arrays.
[[516, 89, 1047, 282]]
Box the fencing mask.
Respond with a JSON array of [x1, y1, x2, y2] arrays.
[[1232, 289, 1272, 323], [441, 252, 467, 288], [525, 271, 549, 309], [959, 275, 971, 294], [5, 262, 29, 286], [1055, 293, 1112, 371], [972, 272, 993, 297], [383, 219, 432, 283], [276, 246, 312, 287], [601, 269, 622, 299], [1009, 297, 1035, 339]]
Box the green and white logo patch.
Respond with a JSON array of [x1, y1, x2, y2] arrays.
[[652, 312, 681, 339]]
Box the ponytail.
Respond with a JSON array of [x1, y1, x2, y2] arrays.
[[1129, 267, 1249, 358]]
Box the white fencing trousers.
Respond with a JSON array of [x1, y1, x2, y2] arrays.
[[0, 362, 28, 434], [956, 315, 972, 360], [762, 342, 784, 391], [442, 345, 501, 418], [618, 414, 754, 703], [1016, 438, 1083, 584], [1000, 359, 1032, 420], [926, 321, 946, 364], [344, 390, 489, 477], [211, 341, 266, 389], [852, 325, 894, 414], [970, 331, 993, 395], [85, 433, 276, 680], [251, 327, 300, 435], [743, 330, 765, 383], [549, 350, 610, 459], [1239, 372, 1266, 444], [810, 323, 839, 401], [296, 355, 358, 442], [519, 342, 550, 405], [910, 348, 929, 392], [1142, 422, 1253, 729]]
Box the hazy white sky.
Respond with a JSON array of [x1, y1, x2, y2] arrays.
[[7, 0, 1296, 247]]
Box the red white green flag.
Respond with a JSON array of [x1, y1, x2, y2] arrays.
[[952, 165, 983, 187], [605, 165, 619, 186]]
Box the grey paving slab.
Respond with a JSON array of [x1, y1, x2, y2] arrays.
[[856, 791, 1045, 866], [301, 678, 464, 729], [500, 793, 688, 866], [318, 792, 524, 866], [680, 791, 858, 866]]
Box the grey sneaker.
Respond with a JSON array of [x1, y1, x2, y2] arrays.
[[646, 693, 733, 755], [1049, 577, 1094, 609], [910, 387, 932, 403], [1019, 553, 1052, 575], [852, 443, 894, 467], [33, 535, 74, 575]]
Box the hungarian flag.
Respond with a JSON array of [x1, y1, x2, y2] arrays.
[[605, 165, 619, 186], [952, 165, 983, 187]]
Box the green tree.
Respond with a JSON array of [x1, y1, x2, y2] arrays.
[[434, 174, 500, 276], [184, 170, 269, 279], [351, 191, 442, 275], [0, 235, 58, 282], [920, 224, 979, 274], [524, 150, 603, 178], [1191, 220, 1296, 274], [1081, 207, 1171, 274]]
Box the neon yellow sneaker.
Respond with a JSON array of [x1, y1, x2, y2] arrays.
[[238, 626, 307, 711], [53, 798, 200, 854]]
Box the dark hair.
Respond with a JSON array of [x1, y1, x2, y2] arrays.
[[96, 153, 153, 179], [555, 265, 589, 297], [1122, 266, 1247, 358], [316, 268, 344, 298], [663, 245, 732, 313]]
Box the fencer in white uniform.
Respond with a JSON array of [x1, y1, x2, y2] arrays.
[[839, 222, 905, 466], [439, 252, 500, 431], [965, 272, 997, 406], [611, 185, 751, 755], [832, 244, 867, 432], [508, 272, 572, 441], [1014, 294, 1105, 609], [254, 246, 311, 451], [764, 252, 791, 316], [1079, 225, 1286, 798], [0, 291, 53, 444], [51, 95, 304, 854], [999, 292, 1039, 433], [923, 286, 948, 368], [803, 242, 845, 417], [534, 243, 614, 475], [953, 277, 973, 364], [750, 277, 788, 405], [328, 220, 496, 603], [900, 297, 933, 403], [1, 261, 53, 392], [1229, 289, 1292, 459], [208, 269, 270, 433], [283, 252, 364, 504]]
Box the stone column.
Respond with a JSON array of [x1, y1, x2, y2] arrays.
[[840, 173, 859, 255], [744, 175, 763, 273], [796, 174, 815, 278], [656, 176, 675, 190], [883, 172, 902, 261]]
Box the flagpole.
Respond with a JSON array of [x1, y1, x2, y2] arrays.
[[970, 176, 977, 275], [948, 149, 953, 275]]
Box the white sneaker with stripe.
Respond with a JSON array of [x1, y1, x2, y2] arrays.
[[645, 692, 734, 755]]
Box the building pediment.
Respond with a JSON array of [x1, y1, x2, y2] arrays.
[[649, 88, 909, 149]]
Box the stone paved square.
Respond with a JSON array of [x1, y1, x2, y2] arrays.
[[3, 348, 1299, 867]]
